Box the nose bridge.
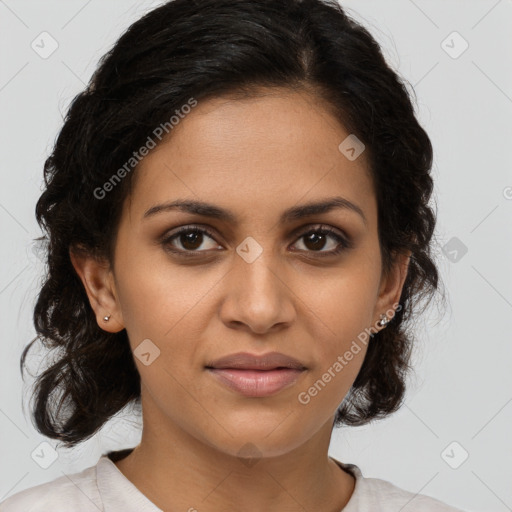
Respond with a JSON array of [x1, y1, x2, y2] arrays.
[[220, 235, 293, 332], [234, 236, 281, 301]]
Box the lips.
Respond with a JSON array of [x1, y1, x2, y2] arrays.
[[205, 351, 307, 397], [206, 351, 306, 371]]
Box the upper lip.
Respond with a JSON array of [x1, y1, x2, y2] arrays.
[[206, 351, 307, 371]]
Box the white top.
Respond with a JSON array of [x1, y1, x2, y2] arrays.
[[0, 450, 464, 511]]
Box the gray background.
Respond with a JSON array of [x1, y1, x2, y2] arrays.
[[1, 1, 511, 510]]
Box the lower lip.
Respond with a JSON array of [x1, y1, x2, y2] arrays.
[[207, 368, 305, 397]]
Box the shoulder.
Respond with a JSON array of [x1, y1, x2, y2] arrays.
[[335, 461, 465, 512], [0, 463, 101, 512]]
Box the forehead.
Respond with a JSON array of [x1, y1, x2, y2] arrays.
[[125, 88, 376, 226]]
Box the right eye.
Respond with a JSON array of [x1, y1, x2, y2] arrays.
[[161, 225, 223, 255]]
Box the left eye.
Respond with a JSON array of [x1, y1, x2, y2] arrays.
[[292, 227, 349, 254], [162, 225, 350, 256]]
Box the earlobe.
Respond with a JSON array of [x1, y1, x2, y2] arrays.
[[68, 246, 125, 333], [374, 250, 412, 328]]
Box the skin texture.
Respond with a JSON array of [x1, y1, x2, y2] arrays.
[[70, 88, 410, 511]]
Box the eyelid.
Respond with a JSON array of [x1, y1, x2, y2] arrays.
[[288, 223, 350, 243], [290, 224, 353, 254], [159, 224, 221, 251], [160, 223, 352, 255]]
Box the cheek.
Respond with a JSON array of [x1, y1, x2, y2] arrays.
[[296, 258, 380, 398], [296, 294, 371, 419], [114, 244, 212, 344], [305, 259, 380, 346]]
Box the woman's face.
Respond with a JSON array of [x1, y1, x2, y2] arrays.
[[83, 88, 408, 459]]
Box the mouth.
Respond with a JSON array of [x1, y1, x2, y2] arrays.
[[206, 368, 306, 397], [205, 351, 307, 398]]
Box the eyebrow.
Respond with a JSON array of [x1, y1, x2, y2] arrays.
[[143, 196, 367, 226]]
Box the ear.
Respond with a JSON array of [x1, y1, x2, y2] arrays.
[[372, 249, 412, 330], [69, 245, 125, 333]]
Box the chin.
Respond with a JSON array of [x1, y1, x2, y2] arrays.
[[200, 424, 310, 461]]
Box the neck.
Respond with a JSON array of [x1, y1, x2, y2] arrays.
[[114, 415, 355, 512]]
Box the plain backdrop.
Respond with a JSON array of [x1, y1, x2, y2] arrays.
[[1, 1, 511, 511]]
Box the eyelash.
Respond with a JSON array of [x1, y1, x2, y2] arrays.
[[160, 224, 352, 258]]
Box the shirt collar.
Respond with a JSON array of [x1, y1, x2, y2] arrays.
[[96, 455, 163, 512], [329, 456, 365, 512], [96, 451, 363, 512]]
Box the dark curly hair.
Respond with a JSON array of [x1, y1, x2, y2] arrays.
[[21, 0, 443, 448]]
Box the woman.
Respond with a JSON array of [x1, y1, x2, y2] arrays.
[[1, 0, 463, 510]]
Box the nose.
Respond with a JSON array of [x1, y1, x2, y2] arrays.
[[219, 247, 296, 335]]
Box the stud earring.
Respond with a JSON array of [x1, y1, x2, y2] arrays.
[[103, 314, 111, 322], [377, 314, 389, 328]]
